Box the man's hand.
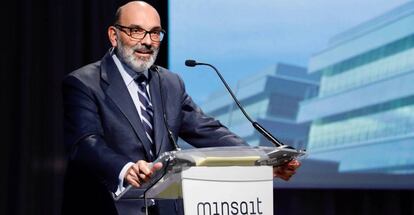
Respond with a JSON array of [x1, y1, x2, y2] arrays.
[[125, 160, 163, 188], [273, 159, 301, 181]]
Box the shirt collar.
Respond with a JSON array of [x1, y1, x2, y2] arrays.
[[111, 53, 150, 88]]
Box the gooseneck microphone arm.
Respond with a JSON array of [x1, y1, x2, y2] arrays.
[[151, 65, 181, 151], [185, 59, 287, 148]]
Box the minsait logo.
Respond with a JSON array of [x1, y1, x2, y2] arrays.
[[196, 197, 264, 215]]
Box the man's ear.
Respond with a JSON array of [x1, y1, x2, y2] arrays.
[[108, 26, 118, 47]]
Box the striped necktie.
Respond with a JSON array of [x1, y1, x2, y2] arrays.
[[134, 74, 155, 157]]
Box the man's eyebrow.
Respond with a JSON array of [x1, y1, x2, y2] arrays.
[[150, 26, 163, 31], [127, 24, 162, 31], [123, 24, 142, 29]]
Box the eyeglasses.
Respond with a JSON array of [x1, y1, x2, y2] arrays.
[[114, 24, 166, 42]]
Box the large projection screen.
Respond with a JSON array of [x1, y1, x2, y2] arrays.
[[168, 0, 414, 189]]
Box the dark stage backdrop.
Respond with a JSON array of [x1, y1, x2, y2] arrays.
[[1, 0, 413, 215], [2, 1, 168, 215]]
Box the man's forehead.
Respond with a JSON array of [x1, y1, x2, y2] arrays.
[[118, 4, 161, 28]]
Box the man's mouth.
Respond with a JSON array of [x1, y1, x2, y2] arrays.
[[135, 49, 153, 55]]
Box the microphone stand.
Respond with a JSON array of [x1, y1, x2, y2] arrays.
[[185, 60, 292, 149], [151, 65, 181, 151]]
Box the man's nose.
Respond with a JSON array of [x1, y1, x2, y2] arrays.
[[140, 32, 153, 46]]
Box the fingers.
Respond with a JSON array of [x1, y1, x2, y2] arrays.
[[126, 173, 140, 187], [273, 159, 301, 181], [124, 160, 162, 188], [273, 167, 296, 180], [151, 162, 163, 171], [125, 168, 140, 187], [137, 160, 151, 175], [273, 168, 293, 181], [287, 159, 301, 169]]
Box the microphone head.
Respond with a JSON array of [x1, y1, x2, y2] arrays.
[[185, 59, 197, 67]]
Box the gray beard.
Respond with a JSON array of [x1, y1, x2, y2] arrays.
[[115, 38, 159, 73]]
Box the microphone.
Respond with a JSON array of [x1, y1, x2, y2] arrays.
[[150, 65, 181, 151], [185, 60, 197, 67], [185, 59, 291, 148]]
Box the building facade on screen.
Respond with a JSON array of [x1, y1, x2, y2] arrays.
[[297, 2, 414, 174], [202, 63, 319, 149]]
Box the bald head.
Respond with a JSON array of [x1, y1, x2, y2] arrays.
[[114, 1, 161, 28], [108, 1, 162, 73]]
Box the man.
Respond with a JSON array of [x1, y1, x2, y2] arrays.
[[62, 1, 300, 215]]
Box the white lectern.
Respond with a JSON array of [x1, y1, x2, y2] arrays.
[[115, 146, 305, 215]]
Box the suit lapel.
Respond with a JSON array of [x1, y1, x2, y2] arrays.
[[148, 70, 167, 157], [100, 52, 154, 160]]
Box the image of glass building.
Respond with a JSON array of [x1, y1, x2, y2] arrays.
[[200, 63, 320, 149], [297, 1, 414, 174]]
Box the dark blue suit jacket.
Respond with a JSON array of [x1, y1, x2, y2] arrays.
[[61, 52, 246, 215]]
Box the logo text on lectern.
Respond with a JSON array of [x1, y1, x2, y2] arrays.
[[196, 197, 263, 215]]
